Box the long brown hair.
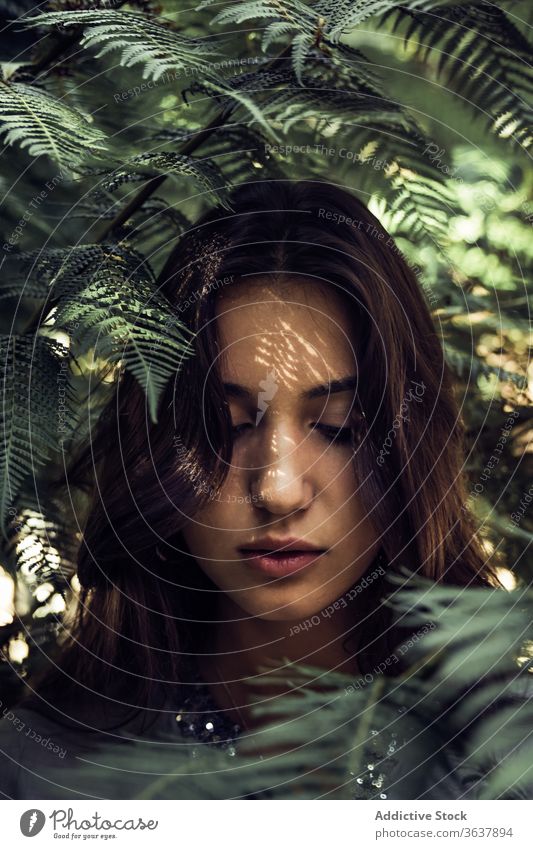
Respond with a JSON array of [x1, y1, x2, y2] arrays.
[[21, 179, 502, 722]]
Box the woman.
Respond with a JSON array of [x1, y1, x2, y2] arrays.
[[0, 179, 509, 799]]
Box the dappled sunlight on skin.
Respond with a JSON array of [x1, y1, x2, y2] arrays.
[[179, 276, 382, 730], [181, 276, 381, 626]]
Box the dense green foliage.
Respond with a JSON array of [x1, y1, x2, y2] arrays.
[[0, 0, 531, 797], [20, 573, 533, 799]]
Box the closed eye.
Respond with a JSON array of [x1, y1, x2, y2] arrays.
[[231, 422, 353, 445], [313, 423, 353, 444], [231, 423, 254, 438]]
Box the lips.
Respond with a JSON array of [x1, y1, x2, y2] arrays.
[[239, 537, 326, 553], [238, 543, 326, 577]]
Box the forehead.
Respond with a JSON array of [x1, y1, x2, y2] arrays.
[[214, 277, 358, 389]]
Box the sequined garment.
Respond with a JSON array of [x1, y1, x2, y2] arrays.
[[172, 660, 402, 800], [174, 660, 242, 760]]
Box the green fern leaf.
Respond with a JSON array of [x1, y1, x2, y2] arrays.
[[0, 252, 52, 301], [48, 245, 196, 424], [0, 245, 112, 304], [198, 0, 315, 30], [316, 0, 453, 44], [81, 151, 232, 208], [185, 75, 283, 144], [28, 574, 533, 800], [1, 245, 197, 425], [0, 335, 74, 538], [0, 79, 107, 168], [261, 21, 297, 52], [21, 9, 222, 83], [128, 152, 233, 209], [291, 32, 313, 85], [188, 54, 456, 239], [384, 2, 533, 150], [2, 484, 79, 586]]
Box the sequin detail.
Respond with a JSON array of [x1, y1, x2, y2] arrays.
[[173, 665, 241, 761], [172, 662, 403, 798], [348, 727, 401, 800]]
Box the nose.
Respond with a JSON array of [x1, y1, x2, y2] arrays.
[[249, 424, 314, 515]]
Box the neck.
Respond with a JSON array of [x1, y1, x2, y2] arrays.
[[196, 593, 362, 731]]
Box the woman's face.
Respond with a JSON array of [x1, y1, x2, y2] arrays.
[[180, 277, 381, 622]]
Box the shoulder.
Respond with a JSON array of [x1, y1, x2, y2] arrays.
[[0, 705, 77, 799], [0, 689, 184, 800], [0, 708, 27, 798], [0, 699, 143, 800]]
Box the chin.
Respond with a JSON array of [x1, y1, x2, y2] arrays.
[[250, 608, 302, 622], [234, 594, 322, 622]]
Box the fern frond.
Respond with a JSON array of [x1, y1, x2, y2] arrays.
[[198, 0, 316, 30], [385, 2, 533, 149], [31, 574, 533, 800], [315, 0, 453, 44], [198, 0, 452, 83], [80, 152, 232, 208], [0, 79, 107, 168], [0, 245, 114, 304], [0, 335, 74, 538], [0, 252, 52, 302], [333, 41, 383, 89], [261, 20, 296, 52], [184, 73, 284, 144], [47, 245, 196, 424], [2, 245, 197, 424], [21, 9, 223, 82], [128, 152, 233, 208], [385, 177, 452, 240], [291, 31, 314, 85], [2, 483, 79, 588], [198, 0, 326, 83], [142, 124, 288, 194], [187, 58, 389, 133], [188, 53, 457, 240]]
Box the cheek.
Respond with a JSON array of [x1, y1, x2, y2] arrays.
[[329, 463, 378, 538], [182, 517, 220, 561], [181, 491, 241, 556], [325, 455, 360, 502]]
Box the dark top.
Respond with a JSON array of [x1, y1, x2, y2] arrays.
[[1, 658, 531, 800]]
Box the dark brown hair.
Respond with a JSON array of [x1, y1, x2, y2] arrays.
[[21, 179, 502, 724]]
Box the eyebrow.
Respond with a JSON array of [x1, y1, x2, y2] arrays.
[[223, 375, 358, 402]]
